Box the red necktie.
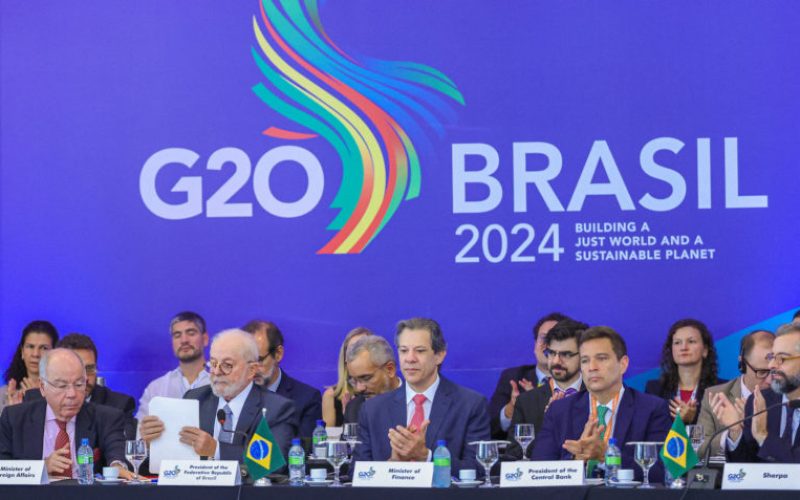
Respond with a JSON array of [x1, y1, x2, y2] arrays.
[[55, 420, 73, 478], [409, 394, 427, 431]]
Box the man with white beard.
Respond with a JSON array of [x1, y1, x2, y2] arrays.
[[139, 329, 297, 462]]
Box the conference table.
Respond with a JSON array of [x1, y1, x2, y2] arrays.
[[0, 483, 795, 500]]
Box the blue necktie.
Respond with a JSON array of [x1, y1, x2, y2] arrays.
[[218, 404, 234, 444]]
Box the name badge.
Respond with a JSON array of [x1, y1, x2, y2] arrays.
[[0, 461, 48, 485], [157, 460, 241, 486], [722, 463, 800, 490], [351, 461, 433, 487], [500, 460, 584, 487]]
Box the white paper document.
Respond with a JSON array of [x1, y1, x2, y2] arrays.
[[148, 396, 200, 472]]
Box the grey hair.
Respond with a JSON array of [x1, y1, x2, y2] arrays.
[[169, 311, 207, 334], [211, 329, 259, 362], [346, 335, 395, 366], [395, 317, 447, 354], [776, 323, 800, 351], [39, 348, 85, 382]]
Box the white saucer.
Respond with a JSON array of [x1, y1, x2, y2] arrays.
[[453, 479, 482, 488], [304, 479, 333, 487], [97, 478, 125, 484], [584, 478, 604, 485], [611, 480, 641, 487]]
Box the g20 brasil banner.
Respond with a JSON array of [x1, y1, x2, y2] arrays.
[[1, 0, 798, 400]]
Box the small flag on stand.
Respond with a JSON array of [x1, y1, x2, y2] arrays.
[[244, 413, 286, 480], [660, 413, 698, 479]]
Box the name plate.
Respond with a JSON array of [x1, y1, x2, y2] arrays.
[[157, 460, 241, 486], [500, 460, 584, 487], [722, 463, 800, 490], [0, 461, 48, 485], [351, 461, 433, 487]]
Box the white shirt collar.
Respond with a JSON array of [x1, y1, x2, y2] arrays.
[[216, 382, 255, 423], [266, 368, 282, 393], [554, 376, 583, 393], [405, 374, 441, 405], [739, 376, 753, 401], [535, 366, 549, 384]]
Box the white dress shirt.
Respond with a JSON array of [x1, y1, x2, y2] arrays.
[[212, 382, 255, 459], [136, 366, 210, 419]]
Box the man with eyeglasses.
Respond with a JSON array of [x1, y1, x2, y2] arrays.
[[139, 329, 297, 464], [697, 329, 774, 457], [136, 311, 211, 420], [242, 320, 321, 438], [343, 335, 402, 424], [506, 319, 587, 459], [716, 323, 800, 462], [0, 349, 132, 479], [23, 333, 138, 439]]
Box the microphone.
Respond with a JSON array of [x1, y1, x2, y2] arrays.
[[688, 397, 800, 489], [216, 409, 251, 445]]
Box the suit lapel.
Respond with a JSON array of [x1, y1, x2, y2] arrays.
[[26, 401, 47, 459], [75, 403, 95, 448], [426, 378, 452, 441], [612, 388, 634, 442], [276, 371, 293, 399], [728, 379, 741, 400], [390, 386, 406, 428], [236, 385, 262, 436], [199, 391, 218, 436], [569, 392, 590, 441]]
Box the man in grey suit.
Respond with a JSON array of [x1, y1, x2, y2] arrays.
[[696, 329, 774, 457], [139, 329, 297, 462]]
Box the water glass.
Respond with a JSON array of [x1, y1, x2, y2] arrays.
[[513, 423, 535, 459], [686, 424, 704, 465], [326, 441, 349, 487], [632, 442, 658, 488], [125, 439, 148, 484], [475, 441, 499, 488]]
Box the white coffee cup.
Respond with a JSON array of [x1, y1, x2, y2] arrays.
[[616, 469, 634, 482], [102, 466, 119, 480], [310, 468, 327, 481], [459, 469, 477, 481]]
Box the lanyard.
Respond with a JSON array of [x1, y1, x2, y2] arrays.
[[590, 391, 621, 444]]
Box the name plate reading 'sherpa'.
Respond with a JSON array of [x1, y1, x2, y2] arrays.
[[0, 461, 48, 485], [500, 461, 584, 487], [157, 460, 241, 486], [722, 463, 800, 490], [351, 461, 434, 487]]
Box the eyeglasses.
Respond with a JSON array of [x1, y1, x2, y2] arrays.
[[258, 354, 270, 363], [349, 371, 379, 387], [544, 349, 579, 360], [44, 378, 87, 392], [766, 353, 800, 365], [206, 359, 236, 375], [742, 359, 770, 379]]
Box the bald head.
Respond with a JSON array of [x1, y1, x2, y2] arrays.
[[39, 348, 85, 382], [39, 348, 87, 421]]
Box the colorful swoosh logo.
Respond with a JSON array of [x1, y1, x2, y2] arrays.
[[251, 0, 464, 254]]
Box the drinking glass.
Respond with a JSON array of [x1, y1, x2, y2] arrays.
[[342, 423, 359, 453], [686, 424, 704, 465], [514, 424, 535, 460], [125, 439, 148, 484], [632, 442, 658, 488], [326, 441, 349, 487], [475, 441, 499, 488]]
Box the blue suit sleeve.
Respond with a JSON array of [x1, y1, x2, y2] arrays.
[[531, 402, 561, 460], [452, 395, 490, 473], [352, 401, 374, 464]]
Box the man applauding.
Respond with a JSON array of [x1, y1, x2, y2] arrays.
[[532, 327, 671, 481]]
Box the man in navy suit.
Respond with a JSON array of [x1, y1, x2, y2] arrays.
[[489, 312, 567, 438], [532, 326, 671, 481], [0, 349, 131, 478], [716, 323, 800, 462], [243, 320, 321, 437], [140, 329, 297, 462], [353, 318, 490, 473]]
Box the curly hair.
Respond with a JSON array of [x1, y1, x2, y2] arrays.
[[657, 318, 719, 394]]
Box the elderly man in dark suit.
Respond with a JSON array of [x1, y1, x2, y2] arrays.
[[353, 318, 490, 473], [0, 349, 130, 478], [533, 326, 671, 482], [242, 320, 321, 438], [139, 329, 297, 462]]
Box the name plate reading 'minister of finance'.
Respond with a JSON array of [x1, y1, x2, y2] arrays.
[[500, 461, 584, 487], [351, 461, 433, 487]]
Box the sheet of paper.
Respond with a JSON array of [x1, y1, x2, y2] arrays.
[[148, 396, 200, 472]]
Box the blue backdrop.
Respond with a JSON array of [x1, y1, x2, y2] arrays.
[[1, 1, 798, 406]]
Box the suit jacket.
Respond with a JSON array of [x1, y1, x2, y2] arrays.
[[353, 376, 490, 473], [343, 394, 365, 425], [506, 380, 586, 459], [727, 389, 800, 463], [644, 377, 727, 424], [696, 377, 741, 458], [532, 387, 671, 482], [0, 399, 126, 472], [274, 370, 322, 438], [185, 384, 297, 462], [488, 363, 539, 439], [25, 385, 137, 440]]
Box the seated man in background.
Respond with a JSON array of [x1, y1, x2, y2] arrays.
[[354, 318, 490, 473], [343, 335, 402, 424], [489, 312, 567, 438], [139, 329, 297, 462], [136, 311, 210, 419], [243, 320, 321, 438], [696, 329, 773, 457], [532, 326, 671, 481], [507, 318, 587, 458], [717, 323, 800, 463], [24, 333, 138, 439], [0, 349, 131, 479]]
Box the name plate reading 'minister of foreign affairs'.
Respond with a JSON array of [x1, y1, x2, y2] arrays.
[[0, 461, 48, 485]]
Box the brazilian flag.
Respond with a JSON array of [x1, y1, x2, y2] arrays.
[[660, 413, 698, 478], [244, 415, 286, 480]]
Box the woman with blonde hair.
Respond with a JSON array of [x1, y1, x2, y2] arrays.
[[321, 326, 373, 426]]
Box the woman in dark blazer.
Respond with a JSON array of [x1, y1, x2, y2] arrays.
[[645, 318, 725, 424]]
